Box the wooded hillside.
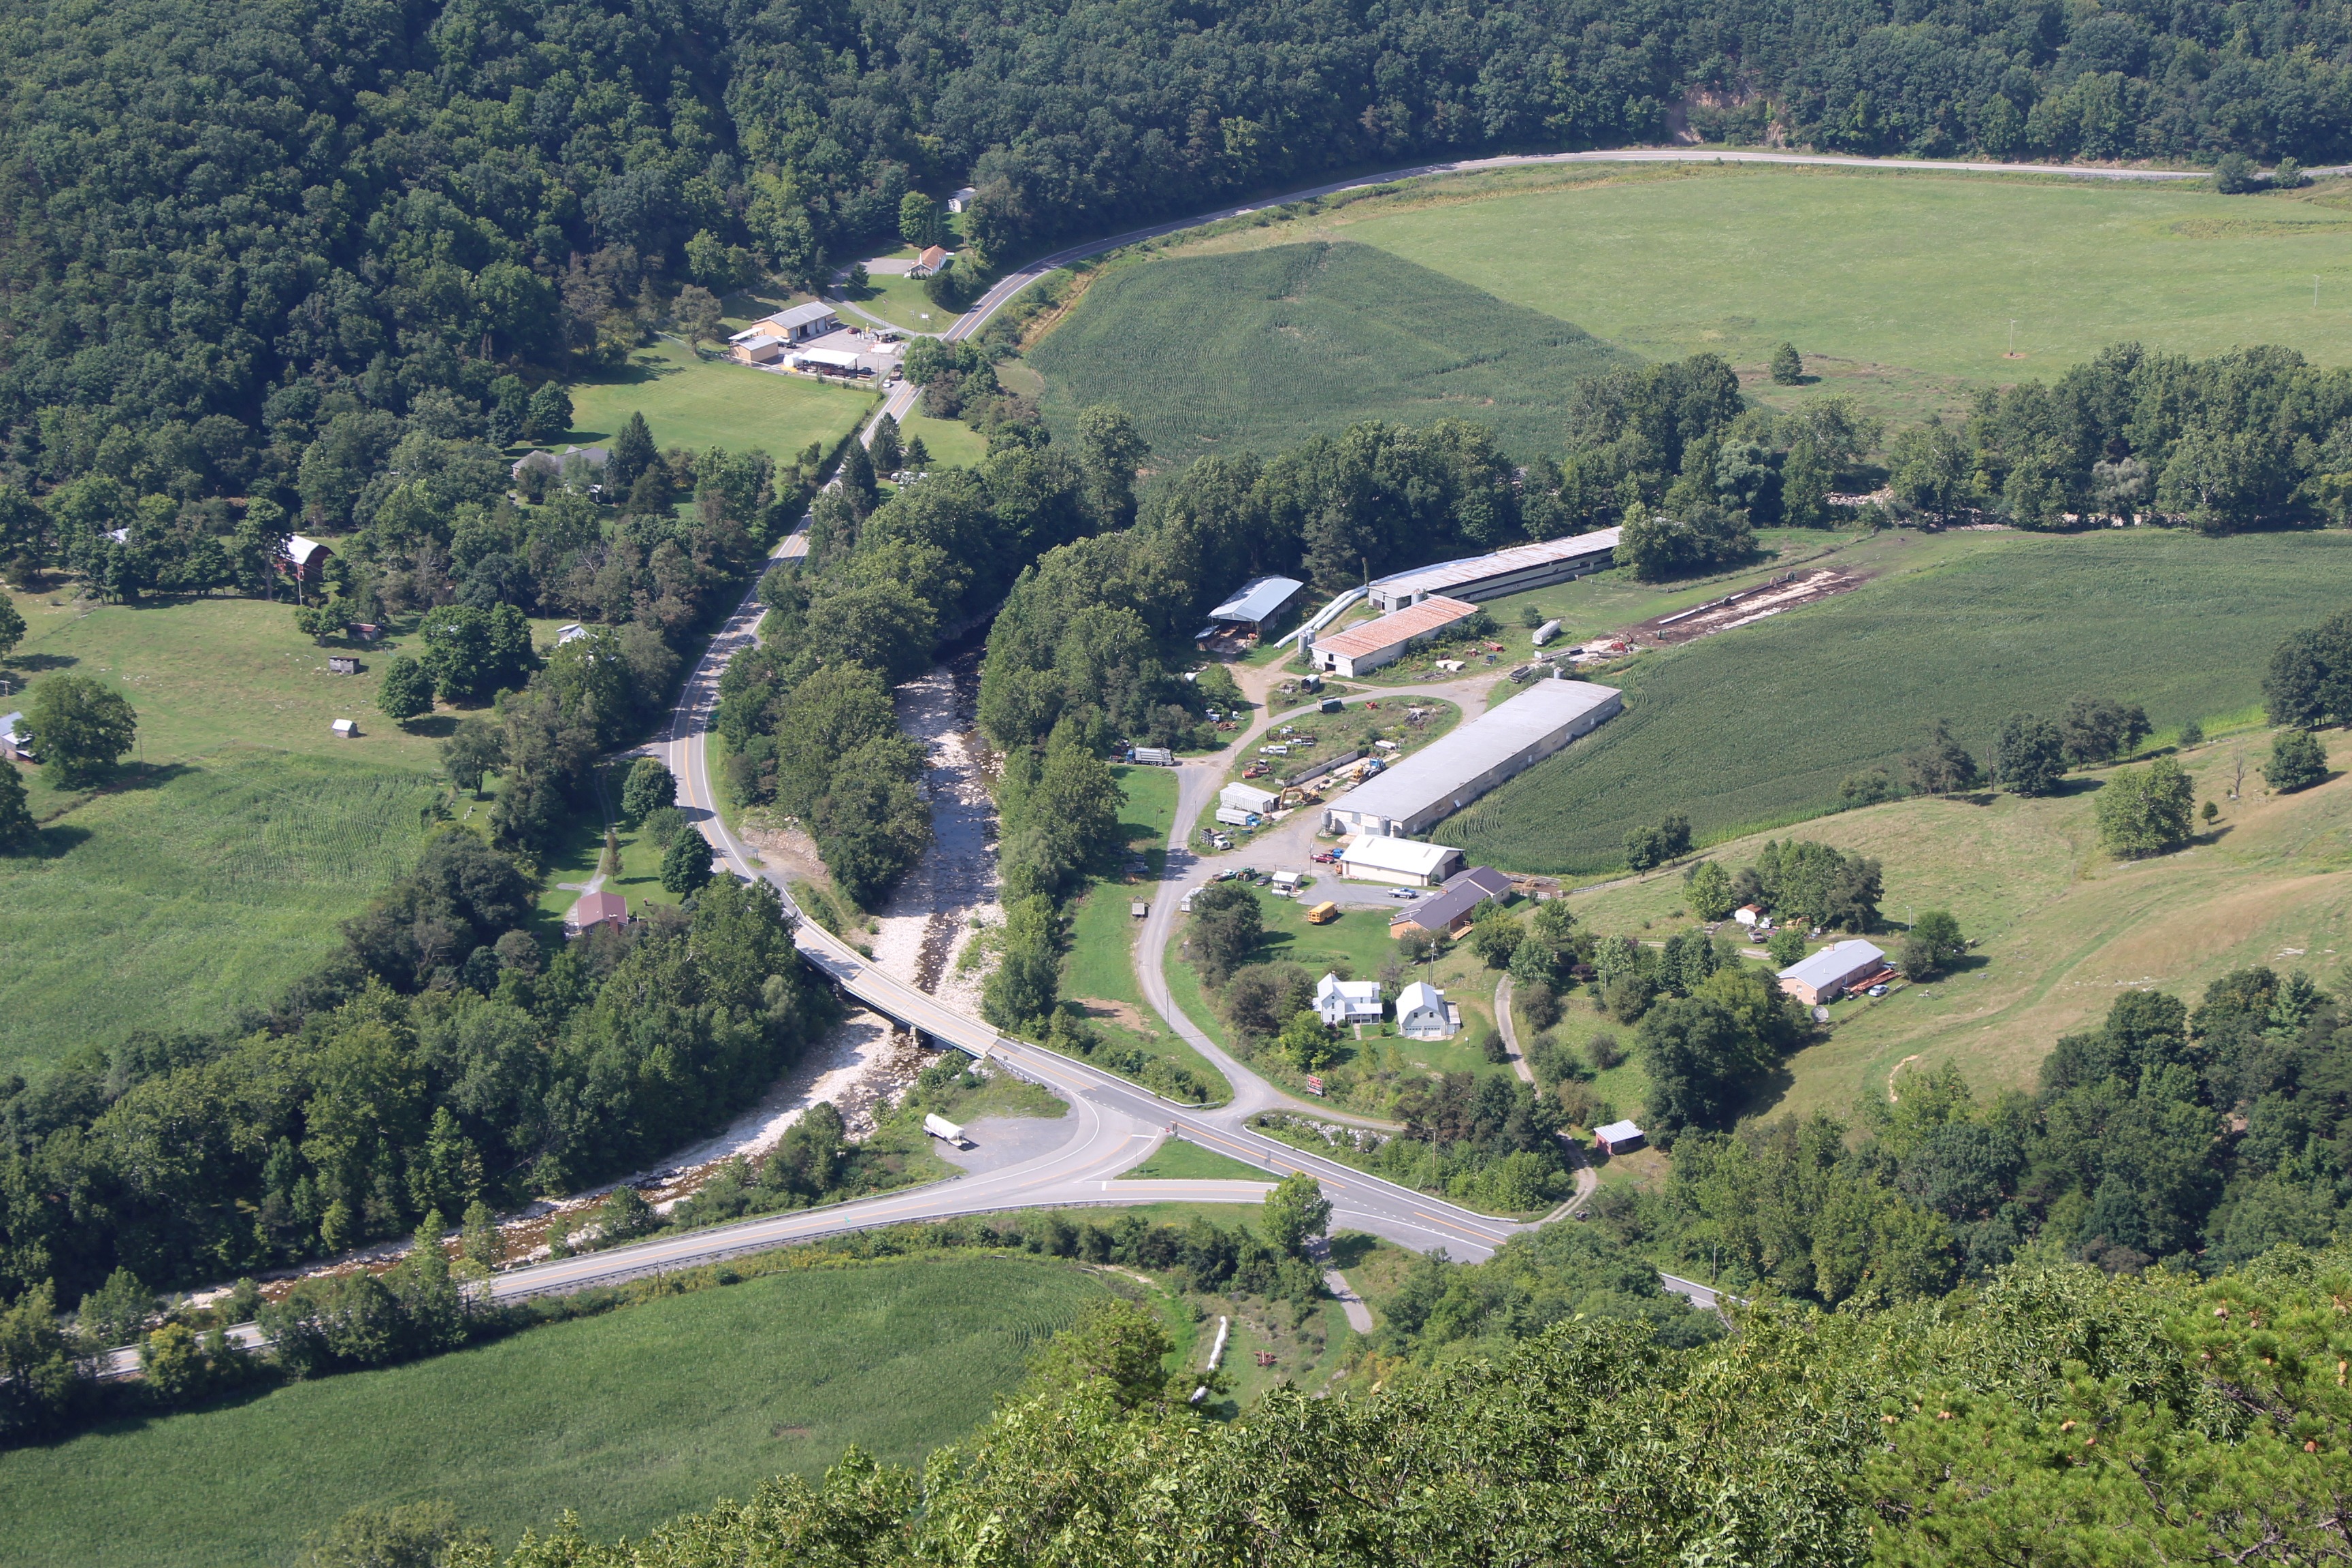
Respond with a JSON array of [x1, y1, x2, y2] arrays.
[[1, 0, 2349, 520]]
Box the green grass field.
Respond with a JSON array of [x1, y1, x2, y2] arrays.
[[1028, 240, 1628, 458], [1116, 1138, 1271, 1180], [1058, 766, 1232, 1100], [1, 748, 441, 1073], [898, 411, 988, 470], [566, 338, 878, 458], [1035, 165, 2352, 445], [1335, 166, 2352, 410], [0, 1256, 1110, 1568], [0, 593, 464, 1074], [843, 274, 953, 335], [1561, 728, 2352, 1130], [1443, 529, 2350, 877]]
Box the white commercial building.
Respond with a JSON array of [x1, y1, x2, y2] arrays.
[[1316, 973, 1384, 1028], [1338, 834, 1462, 887], [1322, 679, 1623, 839], [1396, 981, 1454, 1039], [1367, 529, 1622, 613], [1307, 595, 1477, 677], [1220, 783, 1279, 816]]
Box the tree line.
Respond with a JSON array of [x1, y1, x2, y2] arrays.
[[1590, 966, 2352, 1311], [0, 852, 838, 1424]]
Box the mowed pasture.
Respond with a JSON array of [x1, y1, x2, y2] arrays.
[[1028, 240, 1629, 458], [1563, 728, 2352, 1123], [566, 336, 878, 458], [0, 1255, 1111, 1568], [1056, 164, 2352, 438], [0, 592, 454, 1075], [1443, 529, 2352, 877]]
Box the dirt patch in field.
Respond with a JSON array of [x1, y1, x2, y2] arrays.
[[1630, 567, 1863, 645], [1074, 998, 1152, 1032]]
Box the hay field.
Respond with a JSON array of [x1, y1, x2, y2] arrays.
[[0, 1255, 1109, 1568]]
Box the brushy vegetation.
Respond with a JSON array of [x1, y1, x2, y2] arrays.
[[0, 1254, 1111, 1568], [1029, 242, 1628, 457], [1447, 530, 2352, 875]]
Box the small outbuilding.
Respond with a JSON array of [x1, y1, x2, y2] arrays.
[[1316, 973, 1384, 1028], [1733, 904, 1765, 928], [1776, 939, 1889, 1006], [0, 711, 34, 764], [327, 655, 360, 674], [1594, 1120, 1646, 1156], [1396, 980, 1455, 1039], [1338, 834, 1462, 887], [1220, 783, 1279, 817], [566, 890, 629, 936], [330, 718, 359, 738]]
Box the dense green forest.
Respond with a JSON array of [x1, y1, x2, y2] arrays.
[[1, 0, 2350, 543]]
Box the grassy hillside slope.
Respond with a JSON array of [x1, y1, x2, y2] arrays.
[[0, 592, 459, 1074], [1561, 729, 2352, 1124], [1028, 241, 1629, 458], [0, 1256, 1109, 1568], [1140, 164, 2352, 429], [1443, 529, 2349, 876]]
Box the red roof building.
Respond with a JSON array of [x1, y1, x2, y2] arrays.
[[565, 891, 627, 936]]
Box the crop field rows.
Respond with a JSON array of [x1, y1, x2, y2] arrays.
[[1032, 165, 2352, 453], [1443, 529, 2352, 876], [1030, 240, 1627, 458]]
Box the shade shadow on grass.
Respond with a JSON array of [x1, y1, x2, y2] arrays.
[[24, 824, 91, 859]]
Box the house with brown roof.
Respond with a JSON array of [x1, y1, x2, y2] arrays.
[[565, 891, 628, 936]]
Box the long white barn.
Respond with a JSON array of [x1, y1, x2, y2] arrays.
[[1368, 529, 1621, 613], [1323, 679, 1622, 839]]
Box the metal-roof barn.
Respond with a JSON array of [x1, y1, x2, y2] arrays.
[[1368, 529, 1622, 613], [1208, 576, 1306, 634], [1337, 834, 1462, 886], [1323, 679, 1623, 839], [1309, 595, 1477, 677]]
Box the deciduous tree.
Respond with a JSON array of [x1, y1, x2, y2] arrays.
[[28, 673, 136, 785], [2095, 756, 2195, 858], [376, 655, 434, 723], [2263, 728, 2328, 794], [1262, 1171, 1333, 1256]]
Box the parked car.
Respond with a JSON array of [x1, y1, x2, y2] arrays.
[[1387, 887, 1420, 900], [1867, 983, 1889, 998], [1312, 851, 1339, 864]]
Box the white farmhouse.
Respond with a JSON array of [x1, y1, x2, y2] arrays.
[[1315, 973, 1384, 1028]]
